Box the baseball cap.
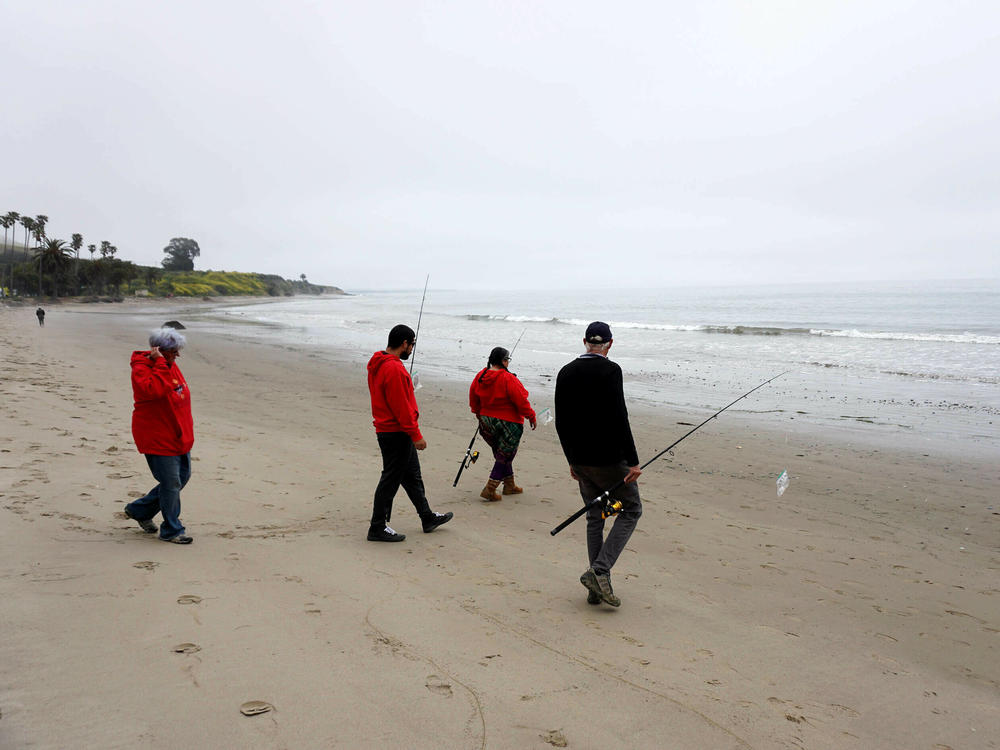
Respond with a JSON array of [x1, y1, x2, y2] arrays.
[[585, 321, 612, 343]]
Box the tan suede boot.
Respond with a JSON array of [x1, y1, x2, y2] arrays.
[[502, 476, 523, 495], [480, 478, 502, 502]]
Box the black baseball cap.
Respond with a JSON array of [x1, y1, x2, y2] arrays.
[[585, 321, 612, 343]]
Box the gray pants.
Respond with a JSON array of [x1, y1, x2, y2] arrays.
[[571, 462, 642, 575]]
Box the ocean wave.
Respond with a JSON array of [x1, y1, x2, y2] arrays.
[[456, 313, 1000, 343], [462, 314, 703, 331], [810, 329, 1000, 345]]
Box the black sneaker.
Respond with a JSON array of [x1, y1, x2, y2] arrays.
[[367, 525, 406, 542], [586, 590, 602, 605], [124, 505, 158, 534], [422, 511, 453, 533]]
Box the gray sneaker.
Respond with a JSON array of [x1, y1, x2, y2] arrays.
[[124, 505, 158, 534], [580, 568, 621, 607]]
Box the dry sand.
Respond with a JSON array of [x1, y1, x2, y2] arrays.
[[1, 302, 998, 750]]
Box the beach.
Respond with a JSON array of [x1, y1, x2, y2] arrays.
[[1, 300, 998, 749]]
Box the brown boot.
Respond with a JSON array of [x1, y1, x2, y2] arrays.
[[502, 476, 523, 495], [480, 478, 502, 502]]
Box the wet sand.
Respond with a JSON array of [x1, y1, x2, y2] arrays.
[[1, 302, 998, 749]]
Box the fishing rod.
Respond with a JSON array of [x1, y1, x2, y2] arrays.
[[453, 327, 527, 487], [550, 371, 787, 536], [409, 274, 429, 375]]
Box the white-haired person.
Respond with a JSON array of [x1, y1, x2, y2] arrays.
[[123, 327, 195, 543]]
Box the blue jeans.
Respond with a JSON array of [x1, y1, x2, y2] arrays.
[[126, 453, 191, 539]]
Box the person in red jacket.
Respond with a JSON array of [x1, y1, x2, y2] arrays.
[[123, 327, 195, 543], [469, 346, 537, 501], [366, 324, 453, 542]]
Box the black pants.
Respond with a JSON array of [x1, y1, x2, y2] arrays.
[[371, 432, 431, 528]]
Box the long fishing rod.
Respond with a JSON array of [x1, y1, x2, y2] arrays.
[[409, 274, 429, 375], [453, 327, 528, 487], [550, 371, 787, 535]]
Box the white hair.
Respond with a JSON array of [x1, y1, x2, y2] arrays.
[[584, 340, 611, 353], [149, 327, 187, 350]]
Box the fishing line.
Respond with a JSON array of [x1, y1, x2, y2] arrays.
[[409, 274, 429, 375], [550, 371, 787, 535]]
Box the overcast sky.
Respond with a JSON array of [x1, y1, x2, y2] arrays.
[[2, 1, 997, 290]]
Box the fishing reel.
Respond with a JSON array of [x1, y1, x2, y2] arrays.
[[463, 450, 480, 469], [601, 498, 624, 520]]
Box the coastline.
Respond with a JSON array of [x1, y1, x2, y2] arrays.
[[1, 304, 997, 749]]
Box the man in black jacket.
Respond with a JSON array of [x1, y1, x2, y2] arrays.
[[555, 321, 642, 607]]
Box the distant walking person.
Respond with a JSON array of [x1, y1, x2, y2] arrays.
[[123, 327, 195, 544], [469, 346, 537, 501], [555, 322, 641, 607], [366, 324, 453, 542], [35, 307, 45, 326]]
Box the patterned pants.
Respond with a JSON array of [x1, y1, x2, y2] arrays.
[[477, 416, 524, 480]]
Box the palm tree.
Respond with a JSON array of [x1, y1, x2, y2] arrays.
[[3, 211, 20, 258], [32, 219, 48, 295], [34, 239, 72, 297], [86, 244, 97, 293], [99, 240, 111, 258], [71, 233, 83, 294], [20, 216, 34, 260]]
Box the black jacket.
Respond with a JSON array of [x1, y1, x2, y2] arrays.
[[554, 354, 639, 467]]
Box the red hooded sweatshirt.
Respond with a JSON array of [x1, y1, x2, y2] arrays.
[[367, 351, 423, 441], [130, 350, 194, 455], [469, 368, 536, 425]]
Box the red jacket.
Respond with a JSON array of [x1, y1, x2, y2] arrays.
[[131, 351, 194, 455], [469, 368, 536, 425], [367, 351, 423, 441]]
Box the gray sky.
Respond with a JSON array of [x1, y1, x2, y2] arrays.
[[2, 0, 997, 290]]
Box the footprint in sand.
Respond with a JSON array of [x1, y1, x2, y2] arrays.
[[240, 700, 274, 716], [172, 643, 202, 654], [177, 594, 202, 605], [424, 675, 453, 697], [133, 561, 158, 570], [540, 729, 568, 747]]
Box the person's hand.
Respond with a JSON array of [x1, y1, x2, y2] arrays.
[[414, 438, 427, 450], [623, 465, 642, 484], [569, 467, 579, 481], [529, 418, 537, 430], [147, 346, 162, 361]]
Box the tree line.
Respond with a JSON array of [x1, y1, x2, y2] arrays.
[[0, 210, 201, 298]]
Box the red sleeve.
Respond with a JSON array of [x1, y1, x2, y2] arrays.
[[506, 373, 536, 422], [469, 371, 483, 414], [384, 367, 423, 442], [131, 354, 173, 400]]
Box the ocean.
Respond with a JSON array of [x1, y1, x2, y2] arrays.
[[194, 279, 999, 459]]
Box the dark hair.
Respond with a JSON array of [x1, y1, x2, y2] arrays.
[[387, 324, 416, 349], [488, 347, 509, 368]]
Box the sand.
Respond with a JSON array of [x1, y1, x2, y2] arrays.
[[1, 301, 998, 750]]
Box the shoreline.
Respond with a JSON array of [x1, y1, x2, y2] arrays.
[[164, 296, 1000, 463], [2, 305, 998, 749]]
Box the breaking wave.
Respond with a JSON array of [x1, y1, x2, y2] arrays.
[[461, 314, 1000, 344]]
